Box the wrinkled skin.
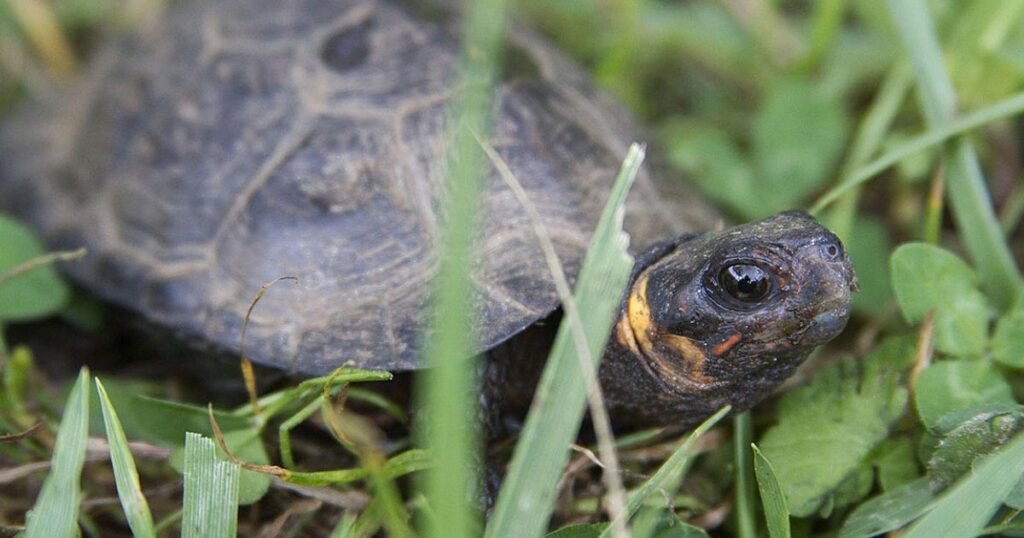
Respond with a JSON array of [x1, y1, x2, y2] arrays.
[[489, 211, 857, 431]]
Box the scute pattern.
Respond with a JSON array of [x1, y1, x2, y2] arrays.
[[0, 0, 718, 373]]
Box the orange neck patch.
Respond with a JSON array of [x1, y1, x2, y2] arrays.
[[625, 273, 713, 385]]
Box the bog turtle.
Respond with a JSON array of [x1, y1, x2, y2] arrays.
[[0, 0, 856, 428]]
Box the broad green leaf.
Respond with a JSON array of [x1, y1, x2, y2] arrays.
[[993, 301, 1024, 369], [643, 3, 757, 86], [665, 125, 760, 218], [872, 437, 920, 491], [913, 360, 1015, 431], [221, 429, 271, 505], [839, 478, 934, 538], [906, 431, 1024, 538], [89, 378, 250, 446], [96, 379, 156, 538], [0, 214, 70, 321], [25, 369, 90, 538], [890, 243, 977, 322], [1006, 475, 1024, 510], [752, 444, 790, 538], [547, 524, 608, 538], [668, 78, 849, 220], [926, 406, 1024, 489], [829, 461, 874, 515], [181, 432, 239, 538], [751, 78, 848, 217], [890, 243, 990, 356], [758, 337, 913, 516], [931, 289, 989, 356], [844, 216, 893, 316]]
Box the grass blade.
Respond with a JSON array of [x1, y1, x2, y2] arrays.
[[817, 61, 912, 242], [283, 449, 431, 486], [480, 137, 630, 532], [811, 90, 1024, 214], [885, 0, 1023, 309], [905, 432, 1024, 538], [24, 368, 89, 538], [181, 432, 239, 538], [752, 444, 790, 538], [734, 413, 757, 538], [330, 512, 358, 538], [418, 0, 508, 536], [96, 378, 156, 538], [487, 145, 644, 538], [839, 478, 934, 538], [3, 0, 77, 74], [600, 405, 730, 537]]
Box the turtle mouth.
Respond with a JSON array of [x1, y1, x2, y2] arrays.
[[795, 303, 852, 345]]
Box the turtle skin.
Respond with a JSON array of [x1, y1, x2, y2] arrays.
[[0, 0, 716, 375]]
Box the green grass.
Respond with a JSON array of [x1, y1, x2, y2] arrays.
[[487, 144, 642, 538], [2, 0, 1024, 536], [417, 1, 508, 537]]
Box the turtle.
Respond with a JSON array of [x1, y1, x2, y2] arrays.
[[0, 0, 857, 429]]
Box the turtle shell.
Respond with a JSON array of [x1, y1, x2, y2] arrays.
[[0, 0, 718, 374]]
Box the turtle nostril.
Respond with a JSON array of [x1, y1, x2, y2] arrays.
[[821, 243, 840, 260]]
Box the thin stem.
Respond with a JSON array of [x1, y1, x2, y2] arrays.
[[734, 412, 757, 538]]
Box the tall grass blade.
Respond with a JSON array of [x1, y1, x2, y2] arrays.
[[487, 146, 643, 538], [181, 432, 239, 538], [885, 0, 1023, 309], [480, 136, 630, 533], [24, 368, 90, 538], [418, 0, 508, 537], [96, 378, 156, 538]]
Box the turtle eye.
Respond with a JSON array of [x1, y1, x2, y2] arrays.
[[719, 264, 772, 303]]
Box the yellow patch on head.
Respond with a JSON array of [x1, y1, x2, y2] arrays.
[[614, 316, 641, 356], [663, 334, 706, 364], [661, 334, 713, 384], [626, 274, 713, 385], [627, 274, 654, 352]]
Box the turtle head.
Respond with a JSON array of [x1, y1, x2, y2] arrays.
[[616, 210, 857, 397]]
